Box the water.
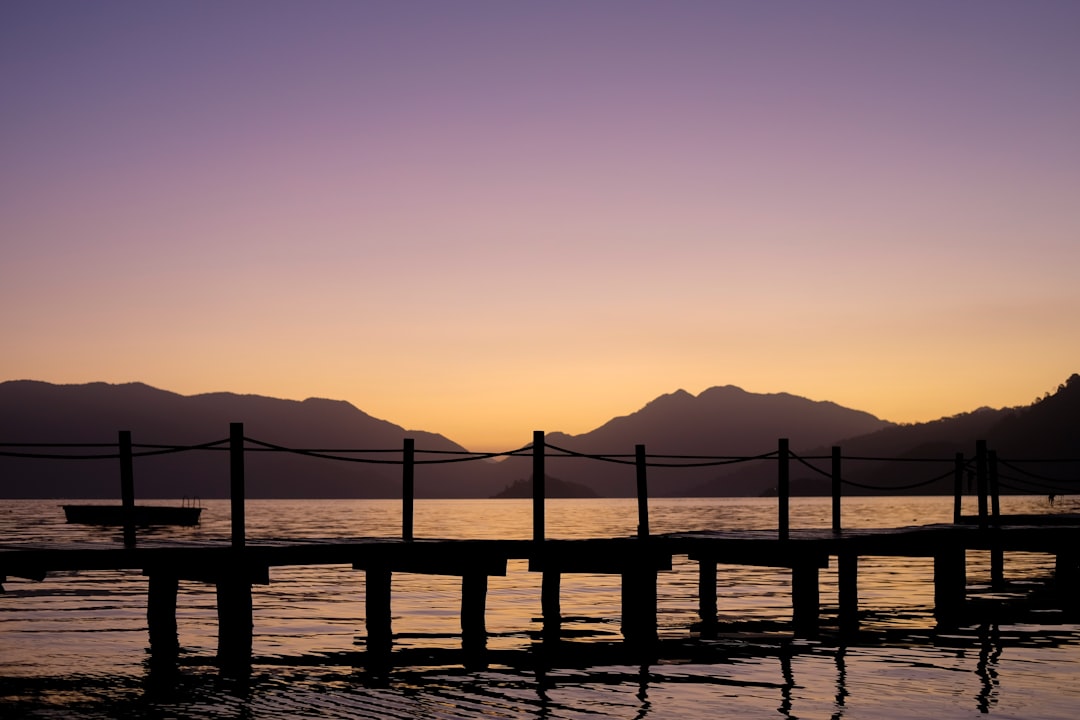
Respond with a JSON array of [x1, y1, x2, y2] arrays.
[[2, 496, 1079, 718]]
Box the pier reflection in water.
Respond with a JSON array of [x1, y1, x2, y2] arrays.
[[2, 496, 1080, 719]]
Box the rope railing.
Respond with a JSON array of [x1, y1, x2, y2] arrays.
[[5, 427, 1077, 548], [996, 458, 1080, 485], [995, 472, 1075, 495], [841, 466, 958, 492], [0, 448, 122, 460], [8, 437, 1075, 476], [0, 439, 230, 460], [131, 439, 230, 457], [788, 450, 961, 492]]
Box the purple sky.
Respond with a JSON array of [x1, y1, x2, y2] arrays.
[[3, 1, 1079, 450]]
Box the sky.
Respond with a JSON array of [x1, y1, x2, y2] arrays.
[[2, 1, 1078, 451]]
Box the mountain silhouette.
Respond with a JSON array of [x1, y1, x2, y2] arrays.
[[690, 374, 1080, 496], [493, 385, 893, 497], [2, 377, 1076, 499], [0, 381, 503, 499]]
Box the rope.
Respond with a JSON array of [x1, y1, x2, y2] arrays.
[[790, 452, 832, 479], [993, 457, 1080, 463], [242, 437, 406, 464], [0, 449, 120, 460], [834, 455, 975, 463], [842, 463, 957, 491], [0, 442, 117, 448], [995, 471, 1074, 495], [544, 442, 778, 468], [241, 437, 533, 465], [131, 439, 230, 457], [543, 443, 636, 465], [997, 458, 1080, 484], [415, 444, 533, 465], [0, 438, 230, 460]]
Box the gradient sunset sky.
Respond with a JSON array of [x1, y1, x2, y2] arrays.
[[3, 1, 1078, 451]]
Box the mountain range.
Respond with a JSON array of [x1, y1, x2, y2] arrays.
[[1, 376, 1077, 499]]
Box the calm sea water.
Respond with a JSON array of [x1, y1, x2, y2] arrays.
[[2, 496, 1079, 719]]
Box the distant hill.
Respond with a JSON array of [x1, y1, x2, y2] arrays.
[[492, 385, 894, 497], [3, 377, 1076, 499], [490, 475, 599, 499], [690, 374, 1080, 496], [0, 381, 504, 499]]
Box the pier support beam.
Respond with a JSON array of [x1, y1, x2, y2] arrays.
[[791, 563, 820, 636], [365, 568, 393, 660], [147, 573, 179, 660], [216, 576, 253, 670], [541, 570, 562, 642], [698, 559, 718, 631], [1056, 551, 1080, 597], [838, 554, 859, 634], [991, 544, 1005, 589], [461, 572, 489, 666], [934, 548, 966, 623], [621, 570, 658, 646]]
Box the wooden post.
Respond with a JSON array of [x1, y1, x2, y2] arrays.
[[402, 438, 414, 541], [119, 430, 136, 549], [778, 438, 790, 540], [533, 430, 545, 543], [461, 573, 488, 663], [975, 440, 988, 531], [838, 553, 858, 634], [635, 444, 649, 539], [989, 450, 1004, 587], [791, 562, 819, 636], [230, 422, 245, 549], [934, 547, 966, 623], [216, 576, 253, 670], [698, 558, 717, 630], [147, 572, 179, 659], [988, 450, 1001, 526], [541, 569, 561, 642], [621, 569, 658, 645], [1056, 551, 1079, 594], [953, 453, 964, 524], [831, 446, 842, 534], [365, 568, 393, 658]]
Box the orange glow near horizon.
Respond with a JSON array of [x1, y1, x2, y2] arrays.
[[2, 3, 1078, 452]]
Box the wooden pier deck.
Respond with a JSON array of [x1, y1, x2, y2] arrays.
[[4, 519, 1079, 670], [3, 426, 1079, 671]]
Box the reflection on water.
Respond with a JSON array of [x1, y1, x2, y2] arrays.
[[2, 496, 1080, 718]]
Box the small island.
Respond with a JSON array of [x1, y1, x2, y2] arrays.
[[490, 476, 599, 499]]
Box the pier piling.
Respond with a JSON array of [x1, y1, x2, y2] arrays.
[[146, 572, 179, 659], [934, 548, 967, 623], [461, 572, 489, 665], [215, 574, 253, 669], [636, 444, 649, 539], [838, 554, 859, 634], [778, 438, 790, 541], [402, 439, 415, 542], [791, 562, 820, 635], [119, 430, 135, 549], [541, 570, 562, 642], [831, 446, 842, 534], [365, 568, 393, 659], [953, 453, 964, 524], [697, 558, 718, 631], [230, 422, 246, 549], [533, 431, 545, 543], [621, 569, 658, 646]]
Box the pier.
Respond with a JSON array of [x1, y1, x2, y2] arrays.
[[2, 425, 1079, 672]]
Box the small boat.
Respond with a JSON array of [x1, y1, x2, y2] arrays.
[[62, 503, 202, 526]]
